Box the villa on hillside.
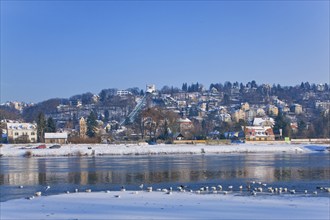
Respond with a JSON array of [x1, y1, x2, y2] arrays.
[[243, 126, 275, 141], [177, 117, 194, 139]]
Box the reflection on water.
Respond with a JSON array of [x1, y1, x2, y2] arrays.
[[1, 153, 329, 201]]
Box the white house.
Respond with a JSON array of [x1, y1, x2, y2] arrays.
[[44, 132, 68, 144]]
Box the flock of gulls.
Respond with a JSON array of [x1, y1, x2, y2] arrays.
[[19, 181, 330, 200]]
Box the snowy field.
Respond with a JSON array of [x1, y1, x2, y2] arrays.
[[1, 190, 329, 220], [1, 143, 328, 157]]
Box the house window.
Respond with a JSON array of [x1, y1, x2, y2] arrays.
[[15, 132, 19, 136], [31, 132, 35, 135]]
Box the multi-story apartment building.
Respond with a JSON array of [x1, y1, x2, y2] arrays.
[[6, 122, 37, 143]]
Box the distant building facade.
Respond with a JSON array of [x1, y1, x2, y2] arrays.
[[116, 90, 132, 96], [291, 104, 303, 114]]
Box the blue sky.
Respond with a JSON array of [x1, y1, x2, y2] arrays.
[[1, 1, 329, 103]]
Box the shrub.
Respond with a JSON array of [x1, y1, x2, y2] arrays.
[[68, 136, 101, 144], [23, 151, 32, 157], [75, 150, 86, 157]]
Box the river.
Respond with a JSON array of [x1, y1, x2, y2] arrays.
[[1, 152, 329, 202]]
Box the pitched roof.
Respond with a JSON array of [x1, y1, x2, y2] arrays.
[[45, 132, 68, 139]]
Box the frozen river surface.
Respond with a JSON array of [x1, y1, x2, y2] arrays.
[[1, 152, 329, 202]]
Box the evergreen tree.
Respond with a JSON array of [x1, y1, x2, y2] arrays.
[[87, 111, 98, 138], [104, 110, 110, 122], [46, 117, 56, 133], [274, 113, 291, 138], [223, 94, 230, 105], [182, 83, 188, 92], [36, 112, 46, 142], [99, 90, 107, 103], [0, 126, 3, 143], [297, 120, 306, 137]]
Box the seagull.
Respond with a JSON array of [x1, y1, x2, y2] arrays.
[[146, 186, 152, 192], [180, 185, 187, 191], [45, 186, 50, 191], [139, 184, 144, 190], [19, 185, 24, 189]]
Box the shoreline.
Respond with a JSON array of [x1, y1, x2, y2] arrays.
[[1, 190, 329, 219], [0, 143, 328, 157]]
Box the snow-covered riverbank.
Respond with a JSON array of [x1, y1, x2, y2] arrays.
[[1, 190, 329, 219], [1, 143, 328, 157]]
